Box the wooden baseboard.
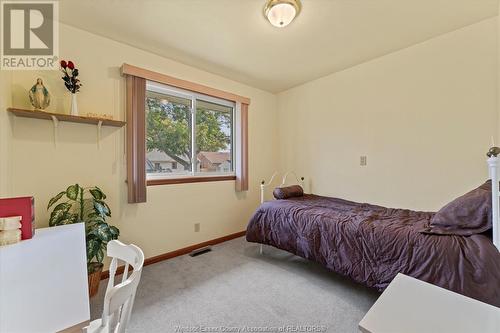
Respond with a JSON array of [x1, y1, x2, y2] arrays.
[[100, 230, 246, 280]]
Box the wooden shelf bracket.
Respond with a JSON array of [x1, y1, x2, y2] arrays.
[[97, 120, 103, 149], [50, 115, 59, 147]]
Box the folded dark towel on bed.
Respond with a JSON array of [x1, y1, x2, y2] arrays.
[[273, 185, 304, 200]]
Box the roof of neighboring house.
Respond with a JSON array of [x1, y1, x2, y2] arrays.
[[147, 149, 177, 163], [198, 151, 231, 165]]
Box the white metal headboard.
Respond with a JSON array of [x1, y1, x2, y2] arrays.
[[260, 171, 305, 204], [487, 147, 500, 251]]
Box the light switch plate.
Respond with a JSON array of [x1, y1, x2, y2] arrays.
[[360, 156, 367, 166]]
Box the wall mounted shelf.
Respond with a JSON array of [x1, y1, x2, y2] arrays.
[[7, 108, 126, 127], [7, 107, 126, 148]]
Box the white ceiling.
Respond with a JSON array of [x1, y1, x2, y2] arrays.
[[59, 0, 499, 93]]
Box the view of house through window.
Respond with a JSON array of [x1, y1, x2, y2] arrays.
[[146, 81, 234, 180]]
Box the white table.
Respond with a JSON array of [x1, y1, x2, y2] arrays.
[[359, 273, 500, 333], [0, 224, 90, 333]]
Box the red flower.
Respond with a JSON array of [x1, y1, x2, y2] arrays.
[[67, 61, 75, 70], [60, 60, 67, 68]]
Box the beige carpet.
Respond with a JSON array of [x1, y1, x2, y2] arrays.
[[91, 237, 379, 332]]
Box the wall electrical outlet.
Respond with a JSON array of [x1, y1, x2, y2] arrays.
[[194, 223, 200, 232], [360, 156, 367, 166]]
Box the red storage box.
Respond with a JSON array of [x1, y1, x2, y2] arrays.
[[0, 197, 35, 240]]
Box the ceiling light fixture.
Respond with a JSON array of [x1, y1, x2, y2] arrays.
[[264, 0, 301, 28]]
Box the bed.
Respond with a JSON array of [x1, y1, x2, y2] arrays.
[[246, 152, 500, 307]]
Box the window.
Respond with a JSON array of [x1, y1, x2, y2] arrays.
[[123, 63, 249, 203], [145, 81, 235, 181]]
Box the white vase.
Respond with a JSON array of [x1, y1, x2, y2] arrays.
[[70, 93, 78, 116]]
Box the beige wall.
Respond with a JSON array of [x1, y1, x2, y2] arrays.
[[4, 23, 279, 258], [277, 18, 498, 211], [498, 6, 500, 143], [0, 70, 12, 196], [2, 16, 499, 260]]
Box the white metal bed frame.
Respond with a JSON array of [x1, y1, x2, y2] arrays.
[[257, 149, 500, 253], [260, 171, 305, 204], [258, 171, 305, 254], [487, 147, 500, 251]]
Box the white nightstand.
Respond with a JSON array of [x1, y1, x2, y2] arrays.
[[359, 273, 500, 333]]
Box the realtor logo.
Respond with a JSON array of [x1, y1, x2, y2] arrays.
[[1, 1, 58, 70]]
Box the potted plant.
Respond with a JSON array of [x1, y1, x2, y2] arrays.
[[47, 184, 119, 297]]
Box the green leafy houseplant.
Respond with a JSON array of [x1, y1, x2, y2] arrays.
[[47, 184, 119, 274]]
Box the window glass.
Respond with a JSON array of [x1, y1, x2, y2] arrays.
[[145, 82, 235, 179], [196, 100, 233, 174], [146, 90, 192, 178]]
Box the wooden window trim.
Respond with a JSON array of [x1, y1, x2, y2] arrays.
[[123, 64, 250, 200], [147, 175, 236, 186], [122, 63, 250, 105]]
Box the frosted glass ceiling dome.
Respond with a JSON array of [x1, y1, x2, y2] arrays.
[[264, 0, 302, 28]]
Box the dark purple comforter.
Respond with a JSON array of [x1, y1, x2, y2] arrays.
[[246, 194, 500, 307]]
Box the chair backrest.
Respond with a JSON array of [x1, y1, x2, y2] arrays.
[[100, 240, 144, 333]]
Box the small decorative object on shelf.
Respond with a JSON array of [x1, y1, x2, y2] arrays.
[[60, 60, 82, 116], [0, 216, 22, 246], [47, 184, 119, 297], [29, 78, 50, 111], [86, 112, 114, 120]]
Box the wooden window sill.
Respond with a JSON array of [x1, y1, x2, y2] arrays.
[[147, 175, 236, 186]]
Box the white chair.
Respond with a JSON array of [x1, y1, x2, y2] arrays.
[[83, 240, 145, 333]]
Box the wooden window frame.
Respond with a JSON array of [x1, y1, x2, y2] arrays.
[[148, 175, 236, 186], [122, 64, 250, 202]]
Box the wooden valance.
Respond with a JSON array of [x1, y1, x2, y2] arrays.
[[121, 63, 250, 105]]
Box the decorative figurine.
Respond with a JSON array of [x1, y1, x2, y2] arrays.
[[29, 78, 51, 110]]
